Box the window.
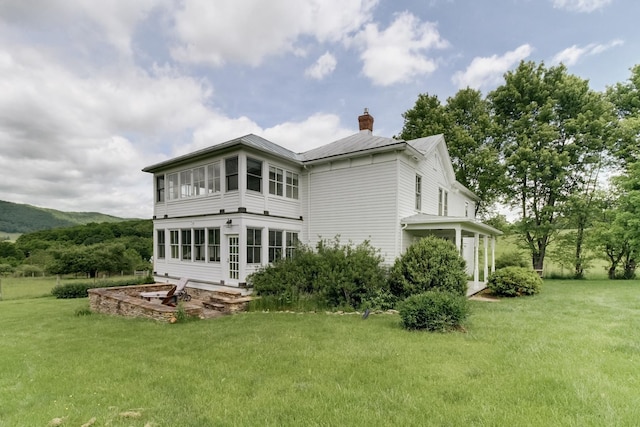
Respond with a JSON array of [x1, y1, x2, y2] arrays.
[[194, 229, 205, 261], [193, 167, 206, 196], [465, 201, 469, 218], [208, 228, 220, 262], [156, 229, 166, 259], [269, 166, 283, 196], [444, 191, 448, 216], [247, 228, 262, 263], [415, 175, 422, 210], [225, 156, 238, 191], [168, 173, 179, 200], [170, 230, 179, 259], [207, 162, 221, 193], [181, 229, 192, 261], [286, 171, 299, 199], [286, 232, 298, 258], [180, 170, 192, 198], [247, 157, 262, 192], [268, 230, 283, 262], [439, 188, 448, 216], [156, 176, 165, 203]]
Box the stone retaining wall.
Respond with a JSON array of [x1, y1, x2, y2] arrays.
[[88, 284, 202, 322]]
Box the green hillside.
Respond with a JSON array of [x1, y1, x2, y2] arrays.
[[0, 200, 129, 235]]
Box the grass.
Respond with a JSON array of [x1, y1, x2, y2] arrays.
[[494, 234, 611, 279], [0, 275, 143, 300], [1, 279, 640, 426]]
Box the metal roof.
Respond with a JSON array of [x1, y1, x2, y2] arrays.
[[408, 134, 444, 155], [300, 131, 406, 162], [142, 134, 301, 173], [401, 213, 503, 236]]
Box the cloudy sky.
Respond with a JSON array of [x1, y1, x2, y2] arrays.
[[0, 0, 637, 218]]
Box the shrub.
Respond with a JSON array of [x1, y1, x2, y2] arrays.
[[389, 236, 467, 298], [249, 238, 388, 311], [495, 251, 529, 269], [487, 267, 542, 297], [398, 291, 469, 331], [51, 276, 154, 299]]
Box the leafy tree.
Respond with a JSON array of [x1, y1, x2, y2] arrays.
[[490, 61, 614, 271], [399, 89, 504, 215], [607, 64, 640, 165]]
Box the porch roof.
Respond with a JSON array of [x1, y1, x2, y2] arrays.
[[401, 214, 503, 236]]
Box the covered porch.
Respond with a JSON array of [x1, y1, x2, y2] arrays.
[[401, 214, 503, 296]]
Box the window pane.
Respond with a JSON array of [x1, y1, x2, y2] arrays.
[[181, 229, 192, 261], [208, 228, 220, 262], [193, 167, 206, 196], [286, 171, 299, 199], [247, 228, 262, 263], [156, 176, 165, 202], [168, 173, 179, 200], [156, 229, 165, 259], [225, 157, 238, 191], [207, 162, 221, 193], [247, 157, 262, 192]]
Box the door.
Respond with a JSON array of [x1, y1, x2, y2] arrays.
[[227, 235, 239, 282]]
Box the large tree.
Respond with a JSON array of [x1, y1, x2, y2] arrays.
[[399, 89, 504, 216], [490, 61, 613, 271], [607, 64, 640, 165]]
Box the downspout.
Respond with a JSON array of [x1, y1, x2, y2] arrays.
[[394, 153, 401, 257], [400, 223, 408, 254], [304, 164, 310, 245]]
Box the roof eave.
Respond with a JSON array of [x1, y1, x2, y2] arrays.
[[302, 141, 416, 165], [142, 138, 302, 174]]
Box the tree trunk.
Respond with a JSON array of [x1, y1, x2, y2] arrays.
[[574, 225, 585, 279]]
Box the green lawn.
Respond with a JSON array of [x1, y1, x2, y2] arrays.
[[1, 280, 639, 426]]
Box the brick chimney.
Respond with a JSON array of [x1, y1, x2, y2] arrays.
[[358, 108, 374, 133]]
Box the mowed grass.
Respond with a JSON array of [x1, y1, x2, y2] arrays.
[[1, 280, 640, 426], [0, 275, 142, 300]]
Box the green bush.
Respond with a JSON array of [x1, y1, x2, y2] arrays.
[[51, 276, 154, 299], [389, 236, 467, 298], [487, 267, 542, 297], [249, 238, 388, 310], [398, 291, 469, 331], [495, 251, 529, 269]]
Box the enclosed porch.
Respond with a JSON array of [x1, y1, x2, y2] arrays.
[[401, 214, 503, 296]]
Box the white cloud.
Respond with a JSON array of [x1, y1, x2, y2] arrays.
[[189, 113, 352, 155], [171, 0, 378, 67], [552, 0, 612, 13], [355, 11, 449, 86], [0, 45, 213, 217], [552, 39, 624, 65], [452, 44, 533, 90], [0, 0, 162, 56], [305, 52, 337, 79]]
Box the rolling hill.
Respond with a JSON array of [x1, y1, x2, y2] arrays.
[[0, 200, 130, 235]]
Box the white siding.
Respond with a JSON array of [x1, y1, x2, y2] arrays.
[[305, 153, 399, 263]]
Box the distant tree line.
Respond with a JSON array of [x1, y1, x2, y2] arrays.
[[0, 220, 152, 277]]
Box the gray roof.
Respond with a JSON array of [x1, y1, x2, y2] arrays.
[[300, 131, 406, 162], [401, 213, 503, 236], [143, 134, 301, 173], [143, 131, 444, 173], [408, 134, 444, 155]]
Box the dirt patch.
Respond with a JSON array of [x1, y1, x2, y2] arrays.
[[469, 289, 500, 302]]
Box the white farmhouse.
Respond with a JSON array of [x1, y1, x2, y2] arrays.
[[143, 110, 501, 296]]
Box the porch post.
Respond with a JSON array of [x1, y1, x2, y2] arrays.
[[491, 236, 496, 273], [473, 232, 479, 287], [455, 226, 462, 255], [483, 235, 489, 281]]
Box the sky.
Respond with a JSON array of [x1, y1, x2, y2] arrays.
[[0, 0, 638, 219]]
